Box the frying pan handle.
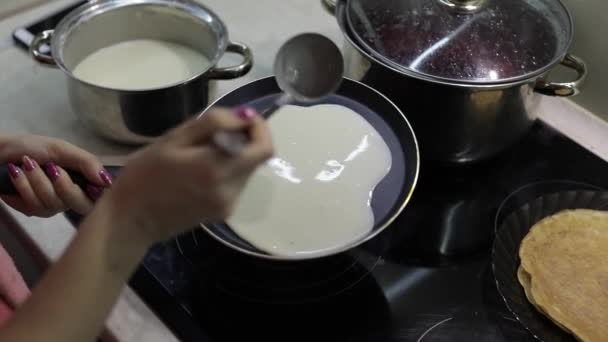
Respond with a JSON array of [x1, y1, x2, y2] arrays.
[[0, 165, 122, 195], [322, 0, 337, 15]]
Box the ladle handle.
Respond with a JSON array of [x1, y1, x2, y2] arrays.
[[262, 93, 292, 119], [212, 93, 292, 155], [212, 131, 250, 156]]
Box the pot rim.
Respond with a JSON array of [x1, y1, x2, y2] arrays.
[[51, 0, 230, 93], [337, 0, 575, 89]]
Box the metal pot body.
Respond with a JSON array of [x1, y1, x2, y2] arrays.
[[30, 0, 253, 144], [65, 72, 210, 142], [345, 43, 539, 162], [326, 0, 586, 163]]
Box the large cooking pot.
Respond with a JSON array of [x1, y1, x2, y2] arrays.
[[30, 0, 253, 144], [323, 0, 587, 163]]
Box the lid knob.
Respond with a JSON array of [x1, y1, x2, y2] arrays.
[[439, 0, 486, 12]]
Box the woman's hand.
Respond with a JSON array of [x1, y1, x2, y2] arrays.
[[0, 136, 111, 217], [0, 107, 271, 342], [103, 107, 273, 243]]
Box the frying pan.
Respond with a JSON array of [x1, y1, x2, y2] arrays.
[[0, 76, 419, 261]]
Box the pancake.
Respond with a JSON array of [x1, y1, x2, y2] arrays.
[[518, 209, 608, 342], [227, 104, 392, 257], [517, 266, 574, 334]]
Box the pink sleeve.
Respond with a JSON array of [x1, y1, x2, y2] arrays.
[[0, 243, 30, 309], [0, 297, 12, 327]]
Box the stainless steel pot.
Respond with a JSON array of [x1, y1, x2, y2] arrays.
[[30, 0, 253, 144], [324, 0, 587, 163]]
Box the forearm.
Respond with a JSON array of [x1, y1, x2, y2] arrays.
[[0, 194, 150, 341]]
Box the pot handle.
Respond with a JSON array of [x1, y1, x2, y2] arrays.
[[30, 30, 57, 66], [208, 41, 253, 80], [534, 54, 587, 97], [322, 0, 337, 15]]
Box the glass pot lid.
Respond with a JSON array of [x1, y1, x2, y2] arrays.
[[346, 0, 573, 84]]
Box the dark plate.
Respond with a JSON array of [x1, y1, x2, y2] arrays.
[[492, 181, 608, 341]]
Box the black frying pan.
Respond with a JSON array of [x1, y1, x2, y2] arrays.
[[0, 76, 419, 261], [202, 76, 419, 260]]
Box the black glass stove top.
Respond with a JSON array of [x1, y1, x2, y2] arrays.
[[67, 122, 608, 341]]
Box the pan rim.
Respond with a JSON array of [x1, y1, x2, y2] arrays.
[[198, 75, 420, 261]]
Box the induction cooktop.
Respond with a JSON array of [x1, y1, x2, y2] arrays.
[[67, 122, 608, 341]]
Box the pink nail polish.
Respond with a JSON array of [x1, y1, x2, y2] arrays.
[[86, 184, 103, 201], [23, 156, 36, 172], [99, 169, 113, 186], [44, 162, 60, 182], [7, 163, 20, 179], [236, 106, 257, 121]]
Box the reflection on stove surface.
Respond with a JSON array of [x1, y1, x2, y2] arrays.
[[177, 227, 385, 304], [151, 229, 535, 342], [193, 256, 391, 341], [172, 227, 391, 341]]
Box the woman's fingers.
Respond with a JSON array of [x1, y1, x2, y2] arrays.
[[20, 158, 65, 213], [6, 156, 100, 217], [6, 162, 46, 216], [51, 166, 95, 215], [0, 135, 110, 188], [47, 140, 111, 187]]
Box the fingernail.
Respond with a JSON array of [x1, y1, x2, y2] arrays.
[[7, 163, 20, 179], [86, 184, 103, 201], [99, 169, 113, 186], [22, 156, 36, 172], [236, 106, 257, 121], [44, 162, 60, 182]]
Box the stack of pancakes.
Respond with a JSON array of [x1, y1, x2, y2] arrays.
[[518, 209, 608, 341]]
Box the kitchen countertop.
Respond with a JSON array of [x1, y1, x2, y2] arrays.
[[0, 1, 606, 341]]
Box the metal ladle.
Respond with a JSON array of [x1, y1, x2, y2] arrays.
[[213, 33, 344, 155]]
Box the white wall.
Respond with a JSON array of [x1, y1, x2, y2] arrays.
[[560, 0, 608, 120]]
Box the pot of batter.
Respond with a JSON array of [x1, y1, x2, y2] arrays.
[[29, 0, 253, 144]]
